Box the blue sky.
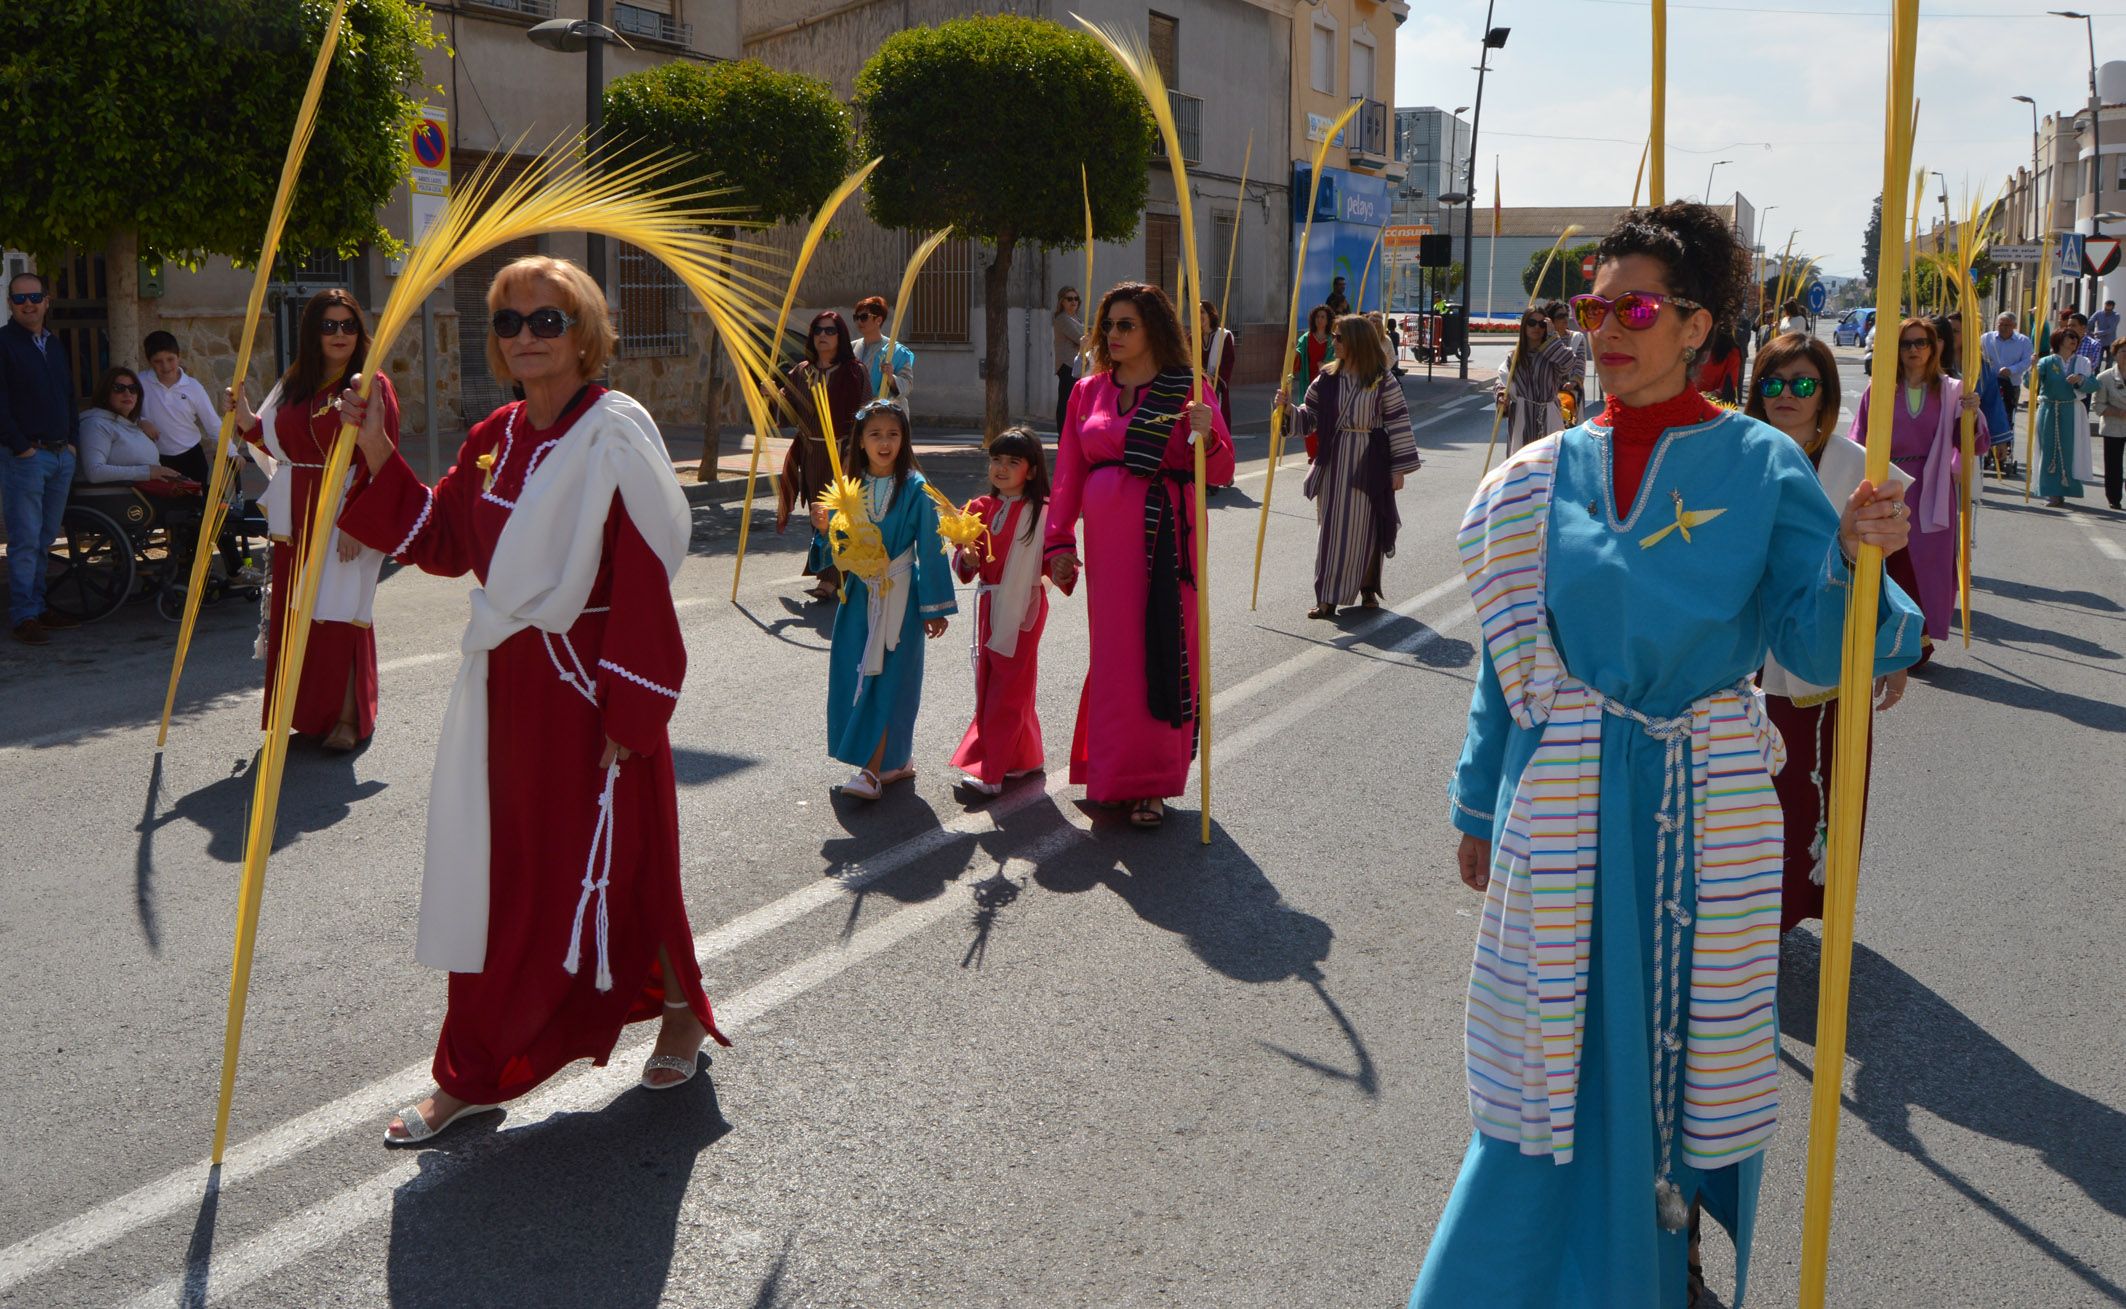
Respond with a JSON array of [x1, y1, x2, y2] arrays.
[[1394, 0, 2119, 276]]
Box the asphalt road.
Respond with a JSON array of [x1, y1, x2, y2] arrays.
[[1, 352, 2121, 1308]]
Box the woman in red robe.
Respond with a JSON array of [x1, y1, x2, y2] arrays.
[[337, 255, 728, 1144], [230, 289, 395, 751]]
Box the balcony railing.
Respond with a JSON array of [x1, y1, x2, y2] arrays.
[[612, 3, 691, 47], [1151, 89, 1203, 166], [1347, 98, 1391, 164], [465, 0, 556, 19]]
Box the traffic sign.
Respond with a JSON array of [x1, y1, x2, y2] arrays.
[[2084, 236, 2122, 278], [408, 105, 449, 199], [1580, 254, 1596, 281], [1990, 243, 2042, 264], [1806, 280, 1828, 314], [2057, 232, 2086, 278]]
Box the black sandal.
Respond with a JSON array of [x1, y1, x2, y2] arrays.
[[1358, 591, 1381, 609], [1307, 603, 1336, 621], [1128, 798, 1164, 828]]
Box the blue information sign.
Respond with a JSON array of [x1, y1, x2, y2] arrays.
[[1805, 280, 1828, 315]]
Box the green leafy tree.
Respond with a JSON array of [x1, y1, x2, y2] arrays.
[[857, 15, 1153, 437], [0, 0, 435, 365], [1521, 240, 1599, 301], [601, 59, 854, 478], [1862, 193, 1884, 289]]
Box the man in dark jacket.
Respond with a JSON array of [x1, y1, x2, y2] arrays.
[[0, 272, 81, 643]]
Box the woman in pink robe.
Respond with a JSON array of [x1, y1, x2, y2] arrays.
[[1044, 283, 1234, 828]]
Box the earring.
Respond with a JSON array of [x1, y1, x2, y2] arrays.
[[1682, 345, 1700, 366]]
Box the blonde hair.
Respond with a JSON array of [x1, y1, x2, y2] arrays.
[[484, 255, 617, 384], [1323, 313, 1388, 385]]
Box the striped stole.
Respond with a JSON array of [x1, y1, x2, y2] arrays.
[[1121, 368, 1198, 728], [1457, 435, 1787, 1174]]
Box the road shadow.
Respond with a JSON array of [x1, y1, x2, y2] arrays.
[[1970, 607, 2121, 662], [135, 752, 169, 952], [670, 747, 759, 789], [1975, 573, 2124, 616], [1204, 485, 1262, 509], [1030, 814, 1374, 1096], [730, 596, 833, 651], [383, 1069, 730, 1309], [1918, 658, 2126, 733], [1781, 933, 2126, 1304], [145, 747, 388, 865]]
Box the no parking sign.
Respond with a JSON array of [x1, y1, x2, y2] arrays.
[[408, 105, 449, 198]]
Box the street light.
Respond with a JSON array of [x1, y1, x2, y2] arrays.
[[2014, 94, 2045, 321], [1704, 159, 1732, 204], [2053, 10, 2102, 310], [528, 7, 623, 290], [1457, 11, 1509, 380]]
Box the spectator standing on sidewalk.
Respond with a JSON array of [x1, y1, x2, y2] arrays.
[[850, 296, 914, 403], [2093, 298, 2120, 359], [1327, 276, 1351, 318], [1051, 287, 1084, 434], [138, 330, 224, 483], [0, 272, 80, 644]]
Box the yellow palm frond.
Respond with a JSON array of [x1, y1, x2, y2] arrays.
[[922, 482, 987, 551], [819, 473, 866, 521], [881, 229, 952, 400]]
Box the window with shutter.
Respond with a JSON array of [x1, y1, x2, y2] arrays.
[[1149, 12, 1179, 88]]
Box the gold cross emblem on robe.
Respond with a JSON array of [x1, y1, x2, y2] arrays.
[[1639, 488, 1726, 549]]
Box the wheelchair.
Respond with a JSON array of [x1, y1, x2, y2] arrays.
[[42, 473, 268, 624]]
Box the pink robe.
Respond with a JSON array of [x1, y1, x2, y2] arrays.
[[1044, 373, 1235, 802], [1849, 376, 1985, 643], [950, 495, 1048, 786]]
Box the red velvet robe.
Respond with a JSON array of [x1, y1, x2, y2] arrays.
[[249, 375, 395, 740], [339, 385, 728, 1105], [949, 495, 1047, 786]]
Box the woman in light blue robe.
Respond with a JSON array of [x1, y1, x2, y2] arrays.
[[825, 404, 957, 791], [1415, 203, 1923, 1309], [2032, 325, 2099, 504]]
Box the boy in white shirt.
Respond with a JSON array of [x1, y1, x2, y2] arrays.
[[138, 330, 224, 482]]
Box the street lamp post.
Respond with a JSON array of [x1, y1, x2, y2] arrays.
[[528, 3, 619, 290], [1456, 9, 1509, 380], [2014, 94, 2045, 322], [1704, 159, 1732, 203], [2053, 11, 2102, 310]]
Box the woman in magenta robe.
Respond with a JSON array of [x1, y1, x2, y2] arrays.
[[1044, 283, 1234, 828]]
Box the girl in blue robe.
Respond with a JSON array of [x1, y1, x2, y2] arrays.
[[1415, 203, 1923, 1309], [824, 400, 956, 799]]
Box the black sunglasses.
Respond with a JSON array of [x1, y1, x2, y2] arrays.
[[317, 317, 361, 337], [111, 381, 142, 394], [9, 291, 46, 306], [1757, 376, 1820, 399], [491, 307, 574, 339]]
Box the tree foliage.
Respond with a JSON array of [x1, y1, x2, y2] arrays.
[[599, 59, 853, 230], [1521, 240, 1599, 300], [1862, 193, 1883, 289], [0, 0, 436, 265], [855, 16, 1153, 247]]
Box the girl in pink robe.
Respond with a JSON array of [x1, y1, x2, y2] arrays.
[[1044, 284, 1235, 826]]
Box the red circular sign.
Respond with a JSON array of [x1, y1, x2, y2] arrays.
[[1580, 254, 1596, 280], [412, 120, 447, 169]]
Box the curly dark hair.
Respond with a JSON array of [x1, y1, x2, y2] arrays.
[[1593, 201, 1751, 329]]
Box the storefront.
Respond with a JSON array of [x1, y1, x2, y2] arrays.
[[1290, 163, 1391, 318]]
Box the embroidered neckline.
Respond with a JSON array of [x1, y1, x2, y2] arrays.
[[1585, 409, 1729, 534]]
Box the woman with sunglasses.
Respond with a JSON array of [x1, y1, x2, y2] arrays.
[[1493, 307, 1576, 455], [776, 309, 869, 600], [1849, 317, 1985, 667], [334, 254, 729, 1144], [1745, 333, 1911, 936], [1416, 203, 1921, 1309], [1053, 287, 1085, 434], [2032, 318, 2100, 507], [78, 367, 184, 485], [230, 288, 397, 753], [1045, 282, 1232, 829]]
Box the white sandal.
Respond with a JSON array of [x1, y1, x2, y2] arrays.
[[840, 767, 882, 800], [384, 1098, 499, 1146], [640, 1053, 702, 1090]]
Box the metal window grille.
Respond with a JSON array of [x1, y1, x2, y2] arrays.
[[1148, 90, 1202, 166], [906, 233, 973, 344], [465, 0, 557, 18], [615, 243, 686, 356]]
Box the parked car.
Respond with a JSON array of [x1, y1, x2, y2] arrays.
[[1833, 307, 1876, 348]]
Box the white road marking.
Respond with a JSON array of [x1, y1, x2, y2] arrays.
[[101, 604, 1480, 1309], [0, 564, 1474, 1298]]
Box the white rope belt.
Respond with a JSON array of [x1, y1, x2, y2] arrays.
[[544, 630, 616, 991]]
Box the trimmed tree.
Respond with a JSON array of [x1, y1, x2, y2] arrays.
[[1521, 240, 1599, 301], [0, 0, 435, 366], [601, 59, 854, 479], [856, 15, 1153, 437]]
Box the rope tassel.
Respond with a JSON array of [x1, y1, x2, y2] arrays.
[[564, 761, 621, 992]]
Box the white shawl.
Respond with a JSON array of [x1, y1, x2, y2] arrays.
[[983, 497, 1048, 659], [253, 382, 385, 629], [416, 391, 690, 973]]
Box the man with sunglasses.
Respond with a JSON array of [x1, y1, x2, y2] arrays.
[[0, 272, 80, 644]]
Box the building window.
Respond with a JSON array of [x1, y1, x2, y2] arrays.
[[906, 233, 973, 344], [1149, 12, 1179, 88], [1145, 212, 1182, 301], [1310, 22, 1335, 94], [615, 243, 686, 356], [1350, 35, 1376, 103]]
